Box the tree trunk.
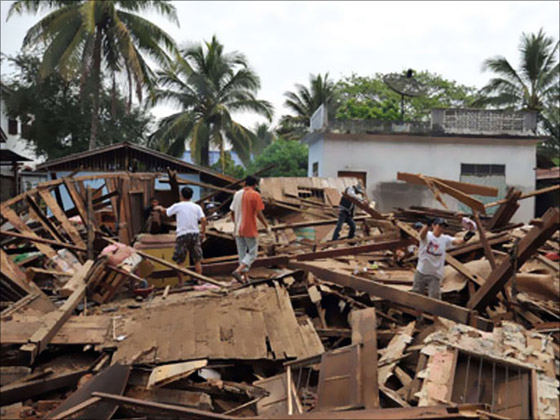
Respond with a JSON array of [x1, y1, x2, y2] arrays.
[[201, 141, 210, 167], [89, 27, 103, 151]]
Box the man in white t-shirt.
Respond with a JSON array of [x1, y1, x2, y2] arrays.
[[412, 218, 465, 299], [155, 187, 207, 285]]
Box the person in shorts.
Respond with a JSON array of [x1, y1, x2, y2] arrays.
[[155, 187, 206, 286], [412, 218, 465, 300]]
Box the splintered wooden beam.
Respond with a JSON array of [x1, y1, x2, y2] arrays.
[[430, 179, 486, 214], [0, 205, 57, 258], [0, 248, 32, 293], [0, 230, 87, 252], [91, 392, 249, 420], [397, 172, 488, 214], [342, 192, 385, 219], [397, 173, 498, 197], [351, 308, 379, 409], [291, 262, 492, 331], [485, 185, 559, 208], [467, 207, 560, 311], [63, 178, 90, 226], [20, 260, 94, 364]]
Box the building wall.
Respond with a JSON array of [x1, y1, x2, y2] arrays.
[[307, 134, 537, 222]]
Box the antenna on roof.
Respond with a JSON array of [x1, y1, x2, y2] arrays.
[[383, 69, 426, 122]]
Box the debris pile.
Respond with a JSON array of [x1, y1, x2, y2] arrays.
[[1, 171, 559, 419]]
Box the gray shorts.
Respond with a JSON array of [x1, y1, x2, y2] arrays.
[[411, 271, 441, 299]]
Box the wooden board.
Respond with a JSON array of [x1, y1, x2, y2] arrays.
[[1, 315, 111, 345], [106, 284, 324, 364], [317, 344, 362, 411], [1, 205, 57, 258]]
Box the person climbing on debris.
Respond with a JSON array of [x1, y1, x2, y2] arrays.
[[143, 197, 168, 234], [154, 187, 206, 286], [230, 176, 272, 284], [332, 183, 367, 241], [411, 217, 475, 299]]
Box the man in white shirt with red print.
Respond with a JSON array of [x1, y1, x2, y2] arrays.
[[412, 217, 466, 300]]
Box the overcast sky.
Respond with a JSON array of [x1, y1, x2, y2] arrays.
[[1, 1, 559, 129]]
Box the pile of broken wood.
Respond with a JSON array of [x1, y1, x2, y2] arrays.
[[1, 171, 559, 420]]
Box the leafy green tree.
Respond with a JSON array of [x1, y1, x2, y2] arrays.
[[278, 73, 337, 140], [211, 151, 246, 179], [150, 36, 273, 166], [335, 71, 479, 122], [246, 139, 308, 177], [3, 53, 153, 160], [8, 0, 178, 150]]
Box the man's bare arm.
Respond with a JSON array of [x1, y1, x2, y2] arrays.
[[200, 217, 207, 239], [257, 210, 271, 232], [419, 223, 430, 240]]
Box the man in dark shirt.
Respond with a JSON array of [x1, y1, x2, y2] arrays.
[[332, 183, 367, 241]]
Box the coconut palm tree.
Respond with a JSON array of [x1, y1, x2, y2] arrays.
[[252, 122, 275, 156], [476, 29, 559, 113], [150, 36, 273, 167], [8, 0, 179, 150], [278, 73, 337, 140]]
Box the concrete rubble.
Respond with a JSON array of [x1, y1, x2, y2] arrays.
[[0, 171, 559, 419]]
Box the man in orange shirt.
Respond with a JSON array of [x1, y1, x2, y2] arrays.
[[230, 176, 271, 284]]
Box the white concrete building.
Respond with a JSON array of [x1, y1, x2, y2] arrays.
[[303, 108, 539, 222]]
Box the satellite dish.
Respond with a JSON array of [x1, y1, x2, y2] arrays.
[[383, 69, 426, 121]]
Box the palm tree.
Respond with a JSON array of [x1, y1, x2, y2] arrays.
[[252, 122, 275, 156], [278, 73, 337, 140], [8, 0, 179, 150], [151, 36, 273, 167], [476, 29, 559, 113]]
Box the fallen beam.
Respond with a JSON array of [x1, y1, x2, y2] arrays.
[[397, 172, 498, 196], [467, 207, 560, 311], [0, 370, 87, 406], [200, 239, 411, 275], [295, 239, 414, 261], [342, 192, 384, 219], [1, 230, 87, 252], [290, 262, 492, 331], [91, 392, 255, 420], [485, 185, 560, 208], [20, 261, 94, 364]]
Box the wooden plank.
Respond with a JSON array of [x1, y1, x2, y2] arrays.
[[91, 392, 251, 420], [0, 248, 30, 292], [342, 192, 384, 219], [132, 248, 225, 288], [49, 397, 102, 420], [0, 205, 57, 258], [47, 364, 130, 420], [63, 178, 90, 226], [485, 185, 559, 208], [473, 211, 497, 269], [467, 207, 560, 311], [87, 187, 94, 260], [397, 172, 498, 197], [0, 370, 87, 406], [147, 360, 207, 389], [430, 179, 486, 214], [38, 188, 86, 247], [351, 308, 379, 409], [317, 344, 362, 411], [1, 230, 87, 252], [20, 260, 94, 364], [25, 194, 65, 243], [291, 262, 492, 331]]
